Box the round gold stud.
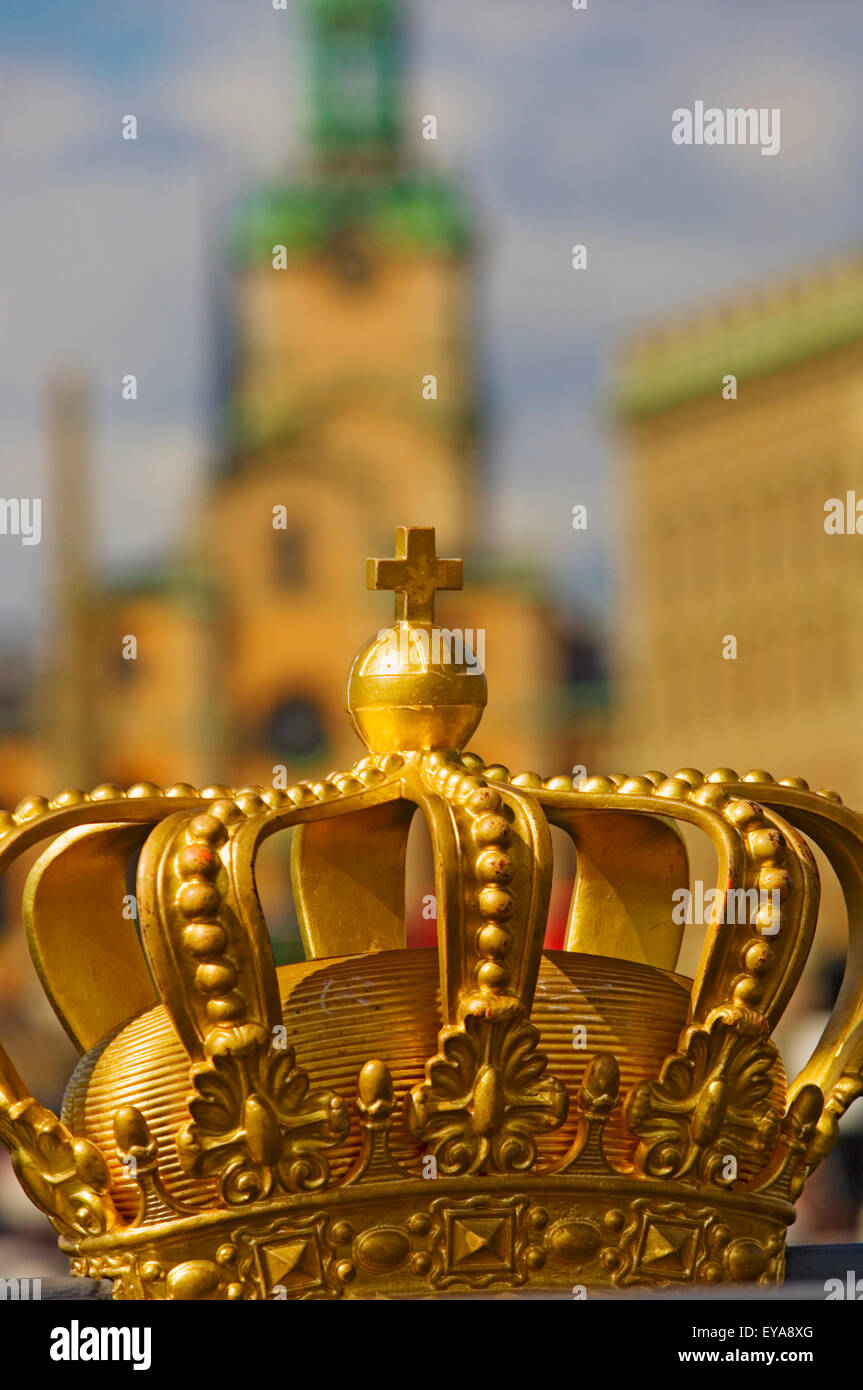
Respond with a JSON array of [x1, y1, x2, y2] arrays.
[[476, 925, 512, 958], [758, 866, 793, 898], [195, 961, 238, 995], [189, 813, 226, 845], [743, 941, 773, 974], [747, 827, 783, 859], [672, 768, 704, 787], [205, 995, 245, 1023], [581, 776, 615, 793], [545, 775, 573, 792], [511, 771, 542, 789], [461, 752, 485, 771], [472, 813, 510, 847], [288, 784, 318, 802], [177, 844, 219, 879], [655, 778, 691, 799], [467, 787, 502, 816], [476, 960, 509, 990], [483, 764, 510, 782], [618, 777, 654, 796], [724, 799, 760, 829], [177, 882, 220, 919], [89, 783, 124, 801], [183, 924, 228, 957], [477, 886, 514, 920], [690, 783, 727, 810], [51, 788, 87, 807], [475, 849, 512, 884], [334, 776, 363, 795]]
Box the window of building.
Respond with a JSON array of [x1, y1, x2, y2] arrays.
[[273, 523, 308, 590], [114, 641, 140, 681], [266, 695, 328, 763]]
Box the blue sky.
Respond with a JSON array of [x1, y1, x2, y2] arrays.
[[2, 0, 863, 640]]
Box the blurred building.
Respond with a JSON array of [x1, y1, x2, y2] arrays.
[[613, 258, 863, 1229], [0, 0, 608, 997], [614, 254, 863, 805], [0, 0, 606, 824]]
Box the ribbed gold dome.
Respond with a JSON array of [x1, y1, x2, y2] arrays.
[[62, 949, 784, 1222]]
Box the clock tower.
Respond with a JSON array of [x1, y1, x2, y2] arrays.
[[208, 0, 477, 779]]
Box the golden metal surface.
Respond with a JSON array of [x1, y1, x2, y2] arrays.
[[0, 527, 861, 1297], [292, 799, 416, 958], [555, 810, 688, 970], [24, 823, 157, 1051]]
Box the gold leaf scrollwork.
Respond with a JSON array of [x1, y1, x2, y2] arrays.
[[406, 1012, 568, 1175], [0, 1096, 116, 1239], [624, 1012, 780, 1184], [177, 1044, 349, 1204]]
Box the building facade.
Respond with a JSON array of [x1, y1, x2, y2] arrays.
[[0, 0, 598, 982], [614, 256, 863, 805]]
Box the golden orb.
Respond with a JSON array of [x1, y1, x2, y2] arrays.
[[347, 620, 487, 754]]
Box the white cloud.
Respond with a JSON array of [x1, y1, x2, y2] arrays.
[[0, 163, 207, 425], [150, 33, 300, 174], [481, 215, 752, 362], [0, 61, 104, 168], [409, 66, 501, 168], [709, 57, 859, 179], [418, 0, 570, 51]]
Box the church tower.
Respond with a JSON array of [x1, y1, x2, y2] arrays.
[[208, 0, 476, 782]]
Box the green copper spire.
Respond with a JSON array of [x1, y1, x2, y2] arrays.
[[229, 0, 472, 296], [305, 0, 404, 173]]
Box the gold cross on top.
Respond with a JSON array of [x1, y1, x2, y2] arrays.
[[367, 527, 463, 624]]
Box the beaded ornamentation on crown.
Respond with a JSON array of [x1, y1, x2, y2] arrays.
[[1, 526, 862, 1298]]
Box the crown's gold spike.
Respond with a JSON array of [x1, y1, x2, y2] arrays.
[[367, 525, 462, 624]]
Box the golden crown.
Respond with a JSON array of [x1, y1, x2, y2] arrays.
[[1, 525, 861, 1299]]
